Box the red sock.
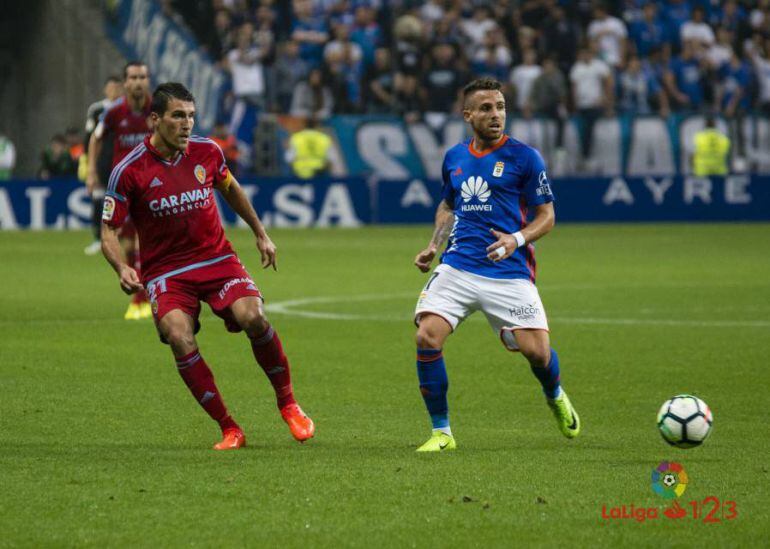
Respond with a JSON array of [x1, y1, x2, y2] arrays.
[[127, 251, 149, 304], [249, 325, 296, 409], [175, 349, 239, 432]]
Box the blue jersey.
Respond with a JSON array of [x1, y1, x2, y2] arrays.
[[439, 135, 554, 282]]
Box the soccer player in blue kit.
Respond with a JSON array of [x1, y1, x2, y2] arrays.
[[412, 78, 580, 451]]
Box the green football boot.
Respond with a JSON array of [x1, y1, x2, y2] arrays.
[[547, 390, 581, 439], [416, 431, 457, 452]]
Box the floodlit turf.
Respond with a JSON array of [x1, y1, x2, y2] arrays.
[[1, 224, 769, 547]]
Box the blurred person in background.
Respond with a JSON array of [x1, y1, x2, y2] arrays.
[[323, 22, 364, 113], [65, 128, 84, 173], [539, 4, 579, 75], [209, 122, 240, 177], [509, 49, 542, 118], [629, 3, 668, 59], [224, 23, 268, 132], [271, 40, 309, 113], [618, 55, 667, 115], [349, 5, 381, 68], [290, 67, 334, 119], [530, 56, 568, 151], [83, 75, 122, 255], [692, 115, 730, 176], [587, 4, 629, 68], [88, 61, 153, 320], [422, 41, 466, 120], [749, 40, 770, 115], [569, 45, 613, 170], [716, 52, 752, 161], [470, 27, 512, 82], [285, 116, 332, 179], [39, 134, 77, 179], [206, 8, 235, 60], [0, 134, 16, 180], [665, 40, 707, 110], [362, 47, 395, 114], [291, 0, 329, 68], [681, 6, 716, 55]]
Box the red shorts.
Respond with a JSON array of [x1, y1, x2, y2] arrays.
[[146, 256, 262, 338]]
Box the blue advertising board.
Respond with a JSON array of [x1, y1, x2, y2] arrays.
[[1, 176, 768, 230]]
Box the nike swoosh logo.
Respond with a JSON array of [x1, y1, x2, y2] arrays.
[[568, 413, 578, 430], [439, 442, 449, 450]]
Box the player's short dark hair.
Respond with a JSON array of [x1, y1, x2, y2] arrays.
[[462, 78, 503, 105], [123, 61, 148, 79], [105, 75, 121, 85], [151, 82, 195, 116]]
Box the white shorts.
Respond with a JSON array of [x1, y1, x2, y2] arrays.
[[414, 264, 549, 351]]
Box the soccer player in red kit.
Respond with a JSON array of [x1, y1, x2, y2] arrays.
[[100, 82, 314, 449], [88, 61, 153, 320]]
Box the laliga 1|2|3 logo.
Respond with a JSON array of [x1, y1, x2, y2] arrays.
[[601, 461, 738, 524]]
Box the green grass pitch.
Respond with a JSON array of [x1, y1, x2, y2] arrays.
[[1, 224, 769, 547]]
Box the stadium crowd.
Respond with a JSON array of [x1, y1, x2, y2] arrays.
[[166, 0, 770, 122]]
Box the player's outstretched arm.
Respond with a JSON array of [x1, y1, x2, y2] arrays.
[[414, 199, 454, 273], [218, 175, 277, 270], [486, 202, 555, 262], [101, 223, 143, 294]]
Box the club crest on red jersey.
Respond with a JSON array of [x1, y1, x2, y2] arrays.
[[194, 164, 206, 184]]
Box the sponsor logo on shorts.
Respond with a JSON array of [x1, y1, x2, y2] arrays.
[[218, 277, 255, 300], [509, 302, 540, 321], [102, 196, 116, 221]]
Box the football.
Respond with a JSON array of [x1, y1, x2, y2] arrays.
[[657, 395, 713, 448]]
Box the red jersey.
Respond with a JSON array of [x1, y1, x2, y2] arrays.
[[99, 95, 152, 166], [102, 135, 236, 285]]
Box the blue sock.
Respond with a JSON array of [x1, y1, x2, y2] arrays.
[[530, 348, 561, 399], [416, 348, 449, 429]]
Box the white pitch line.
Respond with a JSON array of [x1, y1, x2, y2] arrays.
[[264, 293, 770, 329]]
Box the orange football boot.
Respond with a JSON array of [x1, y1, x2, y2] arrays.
[[280, 403, 315, 442], [213, 427, 246, 450]]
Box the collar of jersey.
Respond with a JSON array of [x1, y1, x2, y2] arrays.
[[143, 135, 187, 165], [468, 135, 508, 158]]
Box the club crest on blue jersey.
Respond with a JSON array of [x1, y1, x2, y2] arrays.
[[194, 164, 206, 184], [493, 161, 504, 177]]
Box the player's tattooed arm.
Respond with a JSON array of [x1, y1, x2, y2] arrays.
[[218, 175, 277, 270], [100, 223, 143, 294], [414, 200, 454, 273]]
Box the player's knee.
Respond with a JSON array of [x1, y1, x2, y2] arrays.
[[237, 306, 269, 334], [522, 345, 551, 369], [415, 327, 443, 350], [163, 325, 195, 350]]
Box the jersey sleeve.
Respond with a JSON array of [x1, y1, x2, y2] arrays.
[[440, 154, 455, 204], [102, 165, 132, 228], [522, 148, 554, 206], [211, 141, 233, 191]]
